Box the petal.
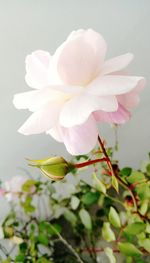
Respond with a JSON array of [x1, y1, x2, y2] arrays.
[[13, 87, 69, 112], [25, 50, 51, 89], [93, 104, 131, 124], [47, 125, 63, 142], [13, 90, 39, 110], [54, 29, 107, 85], [87, 75, 144, 96], [61, 116, 98, 155], [18, 102, 62, 135], [59, 93, 118, 127], [101, 53, 133, 75], [117, 78, 146, 109]]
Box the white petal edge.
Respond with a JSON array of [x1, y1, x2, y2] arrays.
[[18, 102, 62, 135], [87, 75, 144, 96], [101, 53, 134, 75], [59, 94, 118, 127]]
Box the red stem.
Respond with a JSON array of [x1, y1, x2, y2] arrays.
[[74, 158, 108, 169]]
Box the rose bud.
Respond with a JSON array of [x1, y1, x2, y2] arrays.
[[28, 156, 73, 181]]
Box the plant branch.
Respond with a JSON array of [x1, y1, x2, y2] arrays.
[[97, 135, 138, 211], [49, 223, 84, 263], [74, 158, 108, 169]]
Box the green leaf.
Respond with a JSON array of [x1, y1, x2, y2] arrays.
[[120, 167, 132, 177], [37, 234, 49, 246], [109, 207, 121, 228], [81, 192, 100, 206], [2, 259, 11, 263], [102, 222, 116, 242], [136, 184, 150, 200], [92, 173, 106, 194], [146, 163, 150, 175], [123, 222, 146, 235], [64, 210, 77, 226], [104, 247, 116, 263], [140, 201, 148, 215], [118, 242, 142, 256], [127, 171, 145, 184], [112, 175, 119, 192], [39, 221, 61, 236], [70, 196, 80, 210], [19, 242, 27, 253], [126, 257, 132, 263], [21, 196, 35, 213], [22, 179, 35, 192], [79, 209, 92, 230], [139, 238, 150, 253], [15, 254, 25, 262], [37, 258, 52, 263]]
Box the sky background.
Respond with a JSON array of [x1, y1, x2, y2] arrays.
[[0, 0, 150, 181]]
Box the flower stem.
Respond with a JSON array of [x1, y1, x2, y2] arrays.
[[74, 158, 108, 169], [49, 224, 84, 263], [97, 135, 138, 211]]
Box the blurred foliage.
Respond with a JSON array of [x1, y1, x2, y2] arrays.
[[0, 149, 150, 263]]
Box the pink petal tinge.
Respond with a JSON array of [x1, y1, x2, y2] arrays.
[[55, 29, 107, 85], [93, 104, 131, 124], [61, 116, 98, 155]]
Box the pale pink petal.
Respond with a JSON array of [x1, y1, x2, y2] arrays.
[[93, 104, 131, 124], [47, 125, 63, 142], [66, 29, 85, 41], [13, 87, 68, 112], [101, 53, 133, 75], [13, 90, 39, 110], [50, 85, 83, 94], [61, 116, 98, 155], [59, 94, 118, 127], [18, 103, 62, 135], [87, 75, 144, 96], [117, 78, 146, 109], [25, 50, 51, 89], [54, 29, 107, 85]]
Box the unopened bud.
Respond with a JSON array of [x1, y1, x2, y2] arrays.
[[28, 156, 73, 181]]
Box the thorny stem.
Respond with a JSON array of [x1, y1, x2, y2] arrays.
[[97, 135, 138, 211], [49, 224, 84, 263], [74, 158, 108, 169]]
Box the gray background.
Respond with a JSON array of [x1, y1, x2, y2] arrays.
[[0, 0, 150, 181]]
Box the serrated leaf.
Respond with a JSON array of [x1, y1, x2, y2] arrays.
[[102, 222, 115, 242], [112, 175, 119, 192], [104, 247, 116, 263], [124, 222, 146, 235], [92, 173, 106, 194], [79, 209, 92, 230], [118, 242, 142, 256], [109, 207, 121, 228]]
